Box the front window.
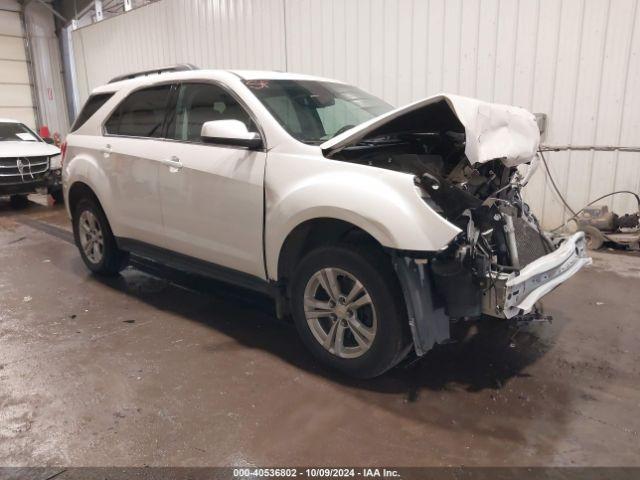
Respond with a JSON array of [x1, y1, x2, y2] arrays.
[[166, 83, 255, 143], [244, 79, 392, 144], [0, 122, 40, 142]]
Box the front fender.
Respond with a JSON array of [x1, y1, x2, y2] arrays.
[[265, 166, 461, 280]]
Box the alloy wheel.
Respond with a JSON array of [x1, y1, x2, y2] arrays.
[[303, 267, 377, 359], [78, 210, 104, 264]]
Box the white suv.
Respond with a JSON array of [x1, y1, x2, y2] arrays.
[[1, 119, 62, 206], [63, 65, 590, 378]]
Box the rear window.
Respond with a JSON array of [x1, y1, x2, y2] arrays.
[[70, 93, 114, 132], [104, 85, 173, 138]]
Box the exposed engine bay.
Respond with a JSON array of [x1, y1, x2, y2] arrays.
[[330, 98, 565, 320]]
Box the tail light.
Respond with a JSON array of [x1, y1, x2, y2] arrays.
[[60, 141, 67, 166]]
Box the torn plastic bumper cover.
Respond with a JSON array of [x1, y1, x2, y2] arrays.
[[392, 232, 591, 356], [392, 255, 450, 356]]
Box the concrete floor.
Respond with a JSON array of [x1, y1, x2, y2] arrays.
[[1, 196, 639, 467]]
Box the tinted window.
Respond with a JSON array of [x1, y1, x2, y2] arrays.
[[245, 79, 392, 144], [166, 83, 254, 142], [71, 93, 114, 132], [105, 84, 173, 137]]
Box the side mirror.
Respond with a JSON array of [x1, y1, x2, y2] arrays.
[[200, 120, 263, 149], [43, 137, 55, 145]]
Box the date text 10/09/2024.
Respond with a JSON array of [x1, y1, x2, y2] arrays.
[[232, 468, 401, 478]]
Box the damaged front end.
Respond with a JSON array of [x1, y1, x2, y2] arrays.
[[417, 165, 591, 321], [323, 94, 592, 355]]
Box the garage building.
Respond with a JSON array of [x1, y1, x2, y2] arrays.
[[1, 0, 640, 473]]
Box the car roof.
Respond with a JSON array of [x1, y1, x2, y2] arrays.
[[229, 70, 343, 83], [91, 69, 344, 95], [0, 118, 21, 124]]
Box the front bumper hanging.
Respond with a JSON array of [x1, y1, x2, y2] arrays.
[[393, 231, 591, 357], [483, 231, 592, 319]]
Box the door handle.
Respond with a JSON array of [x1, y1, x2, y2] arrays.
[[162, 155, 183, 171], [101, 144, 112, 158]]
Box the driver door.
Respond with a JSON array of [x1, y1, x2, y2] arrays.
[[157, 82, 266, 279]]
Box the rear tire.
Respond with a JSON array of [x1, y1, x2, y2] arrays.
[[290, 244, 410, 379], [72, 197, 129, 275]]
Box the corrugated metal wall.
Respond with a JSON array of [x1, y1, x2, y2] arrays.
[[71, 0, 286, 101], [71, 0, 640, 228]]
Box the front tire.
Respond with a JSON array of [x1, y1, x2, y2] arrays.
[[72, 197, 128, 275], [290, 244, 410, 378], [9, 194, 29, 209], [50, 189, 64, 205]]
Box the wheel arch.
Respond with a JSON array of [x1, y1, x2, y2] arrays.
[[63, 148, 116, 223], [275, 217, 386, 285], [67, 181, 105, 218]]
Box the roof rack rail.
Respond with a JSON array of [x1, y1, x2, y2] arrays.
[[108, 64, 199, 84]]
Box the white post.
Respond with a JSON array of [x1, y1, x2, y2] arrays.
[[94, 0, 103, 22]]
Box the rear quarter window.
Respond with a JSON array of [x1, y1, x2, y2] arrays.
[[70, 93, 114, 132], [104, 84, 173, 138]]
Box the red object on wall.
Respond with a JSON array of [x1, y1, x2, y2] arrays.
[[39, 126, 51, 139]]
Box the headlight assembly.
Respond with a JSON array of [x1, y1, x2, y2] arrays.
[[50, 154, 62, 169]]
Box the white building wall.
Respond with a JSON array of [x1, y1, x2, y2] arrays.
[[0, 0, 36, 127], [24, 1, 70, 137], [71, 0, 640, 228], [71, 0, 287, 102], [0, 0, 69, 135]]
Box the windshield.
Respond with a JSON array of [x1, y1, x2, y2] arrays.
[[0, 122, 40, 142], [244, 79, 393, 144]]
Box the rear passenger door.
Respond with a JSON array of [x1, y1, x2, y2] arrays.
[[102, 84, 174, 245], [157, 82, 267, 278]]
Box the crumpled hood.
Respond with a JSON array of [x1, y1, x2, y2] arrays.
[[321, 94, 540, 167], [0, 141, 60, 158]]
